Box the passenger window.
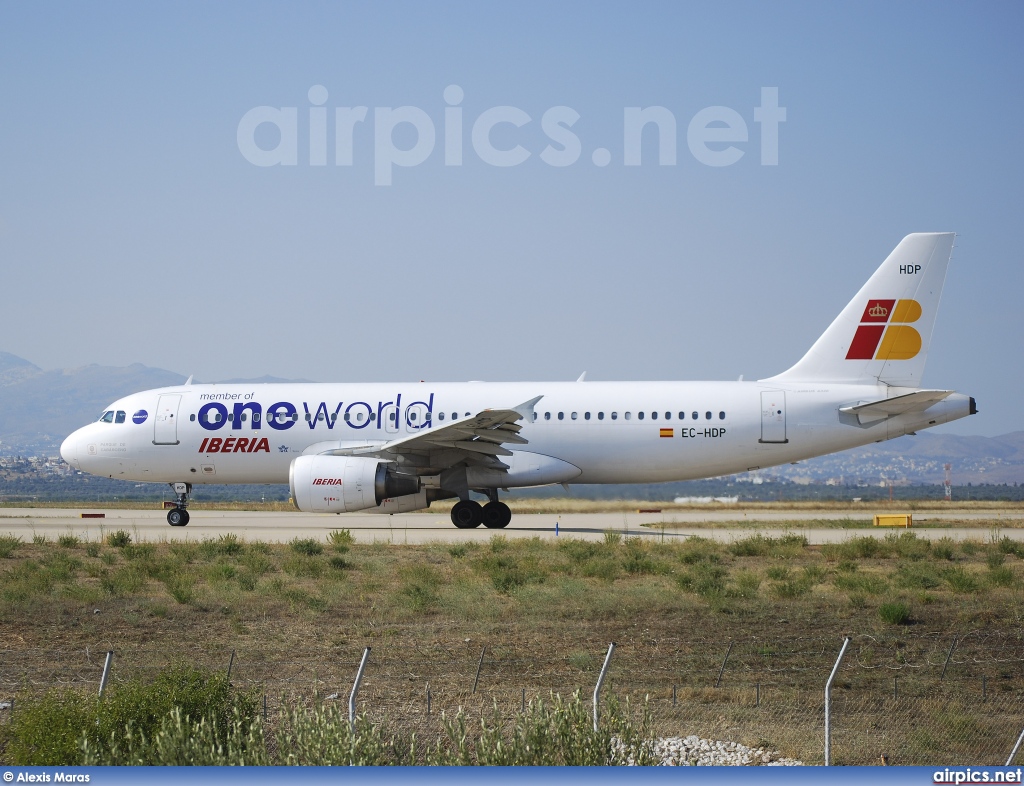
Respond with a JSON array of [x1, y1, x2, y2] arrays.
[[410, 412, 417, 422], [357, 413, 364, 422], [115, 411, 126, 424], [438, 412, 445, 421], [692, 412, 699, 420], [241, 414, 248, 422], [544, 412, 551, 420], [598, 412, 604, 420], [254, 413, 261, 423], [370, 413, 376, 421], [317, 414, 325, 422], [706, 411, 712, 420], [584, 412, 591, 420], [625, 412, 631, 420], [719, 411, 726, 420], [571, 412, 578, 420], [389, 412, 396, 422], [305, 413, 312, 421], [190, 414, 196, 422], [558, 412, 564, 420], [531, 413, 536, 422], [331, 413, 337, 422], [344, 413, 351, 421], [651, 412, 657, 420], [292, 413, 298, 421], [465, 412, 470, 417], [665, 412, 671, 420], [611, 412, 618, 420], [637, 412, 644, 420], [678, 412, 685, 420]]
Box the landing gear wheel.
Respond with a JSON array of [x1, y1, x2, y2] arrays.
[[482, 501, 512, 529], [167, 508, 189, 527], [451, 500, 483, 529]]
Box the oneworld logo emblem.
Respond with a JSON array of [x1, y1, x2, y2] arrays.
[[132, 410, 148, 425], [846, 299, 922, 361]]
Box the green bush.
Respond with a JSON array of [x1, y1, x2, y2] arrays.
[[602, 529, 622, 547], [932, 537, 956, 561], [107, 530, 132, 548], [58, 533, 80, 549], [943, 566, 981, 594], [290, 538, 324, 557], [997, 537, 1024, 558], [327, 530, 353, 552], [878, 601, 911, 625], [4, 665, 259, 766]]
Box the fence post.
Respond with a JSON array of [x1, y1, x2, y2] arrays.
[[472, 646, 486, 694], [349, 647, 371, 732], [593, 642, 616, 732], [940, 636, 958, 680], [893, 676, 898, 700], [227, 649, 236, 681], [715, 641, 734, 688], [824, 636, 851, 766], [756, 682, 760, 708], [1007, 726, 1024, 766], [98, 651, 114, 697], [672, 684, 677, 707], [427, 686, 431, 716], [521, 688, 525, 714]]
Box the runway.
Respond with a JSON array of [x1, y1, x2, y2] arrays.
[[1, 507, 1022, 545]]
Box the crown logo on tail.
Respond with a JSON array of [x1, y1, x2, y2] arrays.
[[868, 304, 888, 318]]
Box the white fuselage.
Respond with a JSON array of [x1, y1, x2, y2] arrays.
[[60, 380, 973, 487]]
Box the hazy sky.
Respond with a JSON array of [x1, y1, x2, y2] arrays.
[[1, 2, 1021, 436]]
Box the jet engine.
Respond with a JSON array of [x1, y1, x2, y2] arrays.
[[289, 455, 420, 513]]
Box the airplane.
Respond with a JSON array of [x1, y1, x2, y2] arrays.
[[60, 233, 976, 529]]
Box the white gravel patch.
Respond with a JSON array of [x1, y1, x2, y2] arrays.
[[644, 735, 803, 766]]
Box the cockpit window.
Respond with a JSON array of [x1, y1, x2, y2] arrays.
[[99, 411, 115, 423], [115, 411, 126, 424]]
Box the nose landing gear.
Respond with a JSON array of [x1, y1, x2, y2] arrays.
[[167, 482, 191, 527]]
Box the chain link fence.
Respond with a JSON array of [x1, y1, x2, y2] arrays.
[[3, 630, 1024, 765]]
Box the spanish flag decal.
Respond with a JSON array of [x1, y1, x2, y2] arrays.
[[660, 428, 674, 438]]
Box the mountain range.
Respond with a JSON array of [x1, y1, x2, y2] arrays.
[[0, 351, 1020, 484]]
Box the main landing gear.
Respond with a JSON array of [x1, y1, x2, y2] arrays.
[[167, 482, 191, 527], [450, 497, 512, 529]]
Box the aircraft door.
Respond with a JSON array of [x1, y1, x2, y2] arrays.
[[759, 391, 788, 444], [381, 404, 399, 434], [406, 404, 428, 431], [153, 394, 182, 445]]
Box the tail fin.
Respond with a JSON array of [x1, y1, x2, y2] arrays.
[[765, 233, 955, 386]]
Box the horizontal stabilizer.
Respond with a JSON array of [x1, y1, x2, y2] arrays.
[[839, 389, 953, 425]]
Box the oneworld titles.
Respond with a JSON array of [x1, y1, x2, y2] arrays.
[[237, 85, 786, 185]]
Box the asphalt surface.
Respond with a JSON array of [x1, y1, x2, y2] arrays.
[[0, 507, 1021, 544]]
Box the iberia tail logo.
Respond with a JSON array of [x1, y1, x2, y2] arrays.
[[846, 299, 922, 360]]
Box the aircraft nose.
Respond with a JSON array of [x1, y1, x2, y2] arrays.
[[60, 432, 80, 468]]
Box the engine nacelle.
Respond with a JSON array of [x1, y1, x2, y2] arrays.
[[289, 455, 420, 513]]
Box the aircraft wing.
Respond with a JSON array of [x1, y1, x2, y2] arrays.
[[839, 389, 953, 425], [326, 395, 543, 471]]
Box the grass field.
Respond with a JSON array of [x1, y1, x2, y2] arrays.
[[3, 525, 1024, 764]]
